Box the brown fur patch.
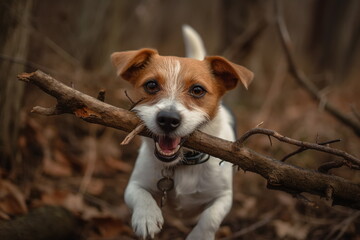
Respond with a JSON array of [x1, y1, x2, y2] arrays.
[[111, 49, 253, 120]]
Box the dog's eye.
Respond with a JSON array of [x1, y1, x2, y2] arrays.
[[144, 80, 160, 94], [189, 85, 207, 98]]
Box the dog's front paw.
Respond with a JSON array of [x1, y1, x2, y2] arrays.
[[132, 205, 164, 239], [186, 226, 215, 240]]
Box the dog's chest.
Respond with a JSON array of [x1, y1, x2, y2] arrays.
[[167, 161, 232, 211]]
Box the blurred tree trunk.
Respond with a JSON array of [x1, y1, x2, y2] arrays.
[[220, 0, 268, 61], [308, 0, 360, 83], [0, 1, 32, 172]]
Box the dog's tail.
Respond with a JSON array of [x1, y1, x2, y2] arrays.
[[182, 25, 206, 60]]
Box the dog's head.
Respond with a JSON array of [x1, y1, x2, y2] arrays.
[[111, 48, 253, 165]]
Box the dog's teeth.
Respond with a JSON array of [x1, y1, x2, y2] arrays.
[[156, 142, 161, 151], [155, 142, 180, 156]]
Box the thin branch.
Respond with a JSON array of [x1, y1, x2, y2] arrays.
[[120, 123, 145, 145], [124, 90, 146, 111], [281, 139, 341, 162], [18, 70, 360, 210], [237, 128, 360, 168], [325, 211, 360, 240], [318, 161, 345, 174], [274, 0, 360, 137], [220, 209, 279, 240], [31, 106, 61, 116], [97, 89, 106, 102], [124, 90, 135, 104]]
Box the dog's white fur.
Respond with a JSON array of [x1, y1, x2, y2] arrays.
[[123, 25, 238, 239], [182, 25, 206, 60]]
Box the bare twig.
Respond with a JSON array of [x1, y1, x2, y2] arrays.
[[124, 90, 146, 111], [220, 209, 279, 240], [274, 0, 360, 137], [97, 89, 106, 102], [120, 123, 145, 145], [325, 211, 360, 240], [255, 121, 264, 128], [318, 161, 345, 173], [31, 106, 63, 116], [281, 139, 341, 162], [18, 70, 360, 210], [237, 128, 360, 168], [124, 90, 135, 104]]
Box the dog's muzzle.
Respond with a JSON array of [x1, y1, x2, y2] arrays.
[[154, 110, 183, 162], [156, 110, 181, 133]]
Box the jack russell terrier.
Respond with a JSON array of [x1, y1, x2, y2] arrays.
[[111, 25, 253, 239]]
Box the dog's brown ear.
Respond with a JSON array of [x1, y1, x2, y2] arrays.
[[111, 48, 158, 81], [205, 56, 254, 90]]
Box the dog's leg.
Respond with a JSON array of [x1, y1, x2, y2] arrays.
[[186, 191, 232, 240], [125, 182, 164, 239]]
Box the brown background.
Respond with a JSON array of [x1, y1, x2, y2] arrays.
[[1, 0, 359, 239]]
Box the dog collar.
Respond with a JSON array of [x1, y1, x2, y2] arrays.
[[182, 151, 210, 165]]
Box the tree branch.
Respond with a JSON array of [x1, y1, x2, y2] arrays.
[[274, 0, 360, 137], [281, 139, 341, 162], [237, 128, 360, 169], [18, 70, 360, 210]]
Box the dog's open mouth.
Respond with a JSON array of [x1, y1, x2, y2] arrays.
[[154, 136, 183, 162]]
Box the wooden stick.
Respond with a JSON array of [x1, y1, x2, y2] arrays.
[[237, 128, 360, 168], [18, 70, 360, 210], [120, 123, 145, 145]]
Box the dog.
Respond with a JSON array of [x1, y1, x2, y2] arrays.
[[111, 25, 253, 239]]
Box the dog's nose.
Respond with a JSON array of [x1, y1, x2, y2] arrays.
[[157, 110, 181, 132]]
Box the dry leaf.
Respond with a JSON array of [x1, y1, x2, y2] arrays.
[[85, 179, 104, 196], [235, 196, 257, 218], [41, 189, 70, 206], [94, 218, 133, 238], [105, 157, 132, 173], [0, 210, 10, 220], [0, 180, 28, 215], [63, 193, 85, 214], [216, 225, 232, 238], [43, 150, 72, 177], [273, 220, 309, 240]]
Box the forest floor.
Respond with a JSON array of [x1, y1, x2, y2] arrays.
[[1, 108, 359, 240]]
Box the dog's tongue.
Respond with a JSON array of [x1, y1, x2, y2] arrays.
[[158, 136, 181, 152]]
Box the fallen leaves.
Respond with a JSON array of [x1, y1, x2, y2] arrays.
[[0, 115, 138, 238], [1, 105, 358, 239], [93, 218, 133, 238], [43, 150, 73, 177], [273, 220, 309, 240], [105, 156, 132, 173], [0, 180, 28, 218]]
